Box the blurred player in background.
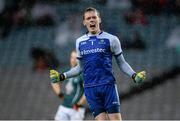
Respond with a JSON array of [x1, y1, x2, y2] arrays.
[[51, 50, 86, 121], [50, 7, 146, 120]]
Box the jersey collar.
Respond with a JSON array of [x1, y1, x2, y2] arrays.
[[86, 31, 103, 37]]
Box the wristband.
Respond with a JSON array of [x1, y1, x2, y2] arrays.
[[132, 73, 137, 83], [59, 73, 65, 81]]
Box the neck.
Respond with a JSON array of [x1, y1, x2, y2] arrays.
[[89, 30, 101, 35]]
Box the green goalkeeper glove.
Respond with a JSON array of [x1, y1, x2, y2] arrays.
[[132, 71, 146, 84], [50, 70, 65, 83]]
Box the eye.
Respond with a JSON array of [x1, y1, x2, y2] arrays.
[[86, 17, 91, 20], [92, 16, 97, 19]]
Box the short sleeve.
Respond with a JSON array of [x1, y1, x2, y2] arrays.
[[111, 36, 123, 56], [74, 74, 83, 84], [76, 39, 82, 59]]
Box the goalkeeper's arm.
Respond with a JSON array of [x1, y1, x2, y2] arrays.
[[63, 59, 83, 79], [115, 54, 146, 83], [50, 59, 83, 83]]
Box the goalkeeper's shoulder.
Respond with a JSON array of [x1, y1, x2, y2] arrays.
[[76, 34, 89, 44]]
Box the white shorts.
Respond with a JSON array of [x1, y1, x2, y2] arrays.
[[55, 105, 85, 121]]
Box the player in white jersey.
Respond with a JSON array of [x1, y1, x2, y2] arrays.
[[50, 7, 146, 120]]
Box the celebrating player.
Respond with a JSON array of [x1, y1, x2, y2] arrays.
[[50, 7, 146, 121], [51, 50, 86, 121]]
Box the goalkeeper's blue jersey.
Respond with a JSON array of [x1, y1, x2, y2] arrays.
[[76, 31, 122, 88]]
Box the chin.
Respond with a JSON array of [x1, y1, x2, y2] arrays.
[[90, 30, 97, 34], [91, 31, 96, 34]]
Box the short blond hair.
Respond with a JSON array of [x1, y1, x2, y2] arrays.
[[83, 7, 100, 20]]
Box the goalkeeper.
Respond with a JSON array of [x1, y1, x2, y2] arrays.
[[50, 7, 146, 121]]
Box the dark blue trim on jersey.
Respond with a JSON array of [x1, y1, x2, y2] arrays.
[[85, 31, 103, 36], [99, 31, 103, 35], [114, 52, 123, 57], [77, 57, 82, 60]]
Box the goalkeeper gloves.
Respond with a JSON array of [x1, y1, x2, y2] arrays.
[[132, 71, 146, 84], [50, 70, 65, 83]]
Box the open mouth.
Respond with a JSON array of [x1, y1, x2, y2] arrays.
[[90, 24, 96, 28]]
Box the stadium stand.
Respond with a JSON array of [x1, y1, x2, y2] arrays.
[[0, 67, 179, 119], [121, 75, 180, 120], [0, 3, 180, 120]]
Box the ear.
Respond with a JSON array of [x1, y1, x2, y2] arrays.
[[99, 17, 101, 24], [83, 20, 86, 26]]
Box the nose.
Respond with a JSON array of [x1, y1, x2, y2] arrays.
[[90, 20, 94, 23], [89, 17, 95, 21], [90, 20, 95, 23]]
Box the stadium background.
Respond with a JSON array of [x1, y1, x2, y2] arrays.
[[0, 0, 180, 120]]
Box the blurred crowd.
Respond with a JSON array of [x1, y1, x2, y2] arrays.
[[0, 0, 180, 71], [0, 0, 180, 38], [0, 0, 58, 38], [123, 0, 180, 26], [131, 0, 180, 15]]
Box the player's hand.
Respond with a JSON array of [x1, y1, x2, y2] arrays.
[[50, 70, 65, 83], [132, 71, 146, 84]]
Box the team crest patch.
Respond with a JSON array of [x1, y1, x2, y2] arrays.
[[99, 39, 105, 44]]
